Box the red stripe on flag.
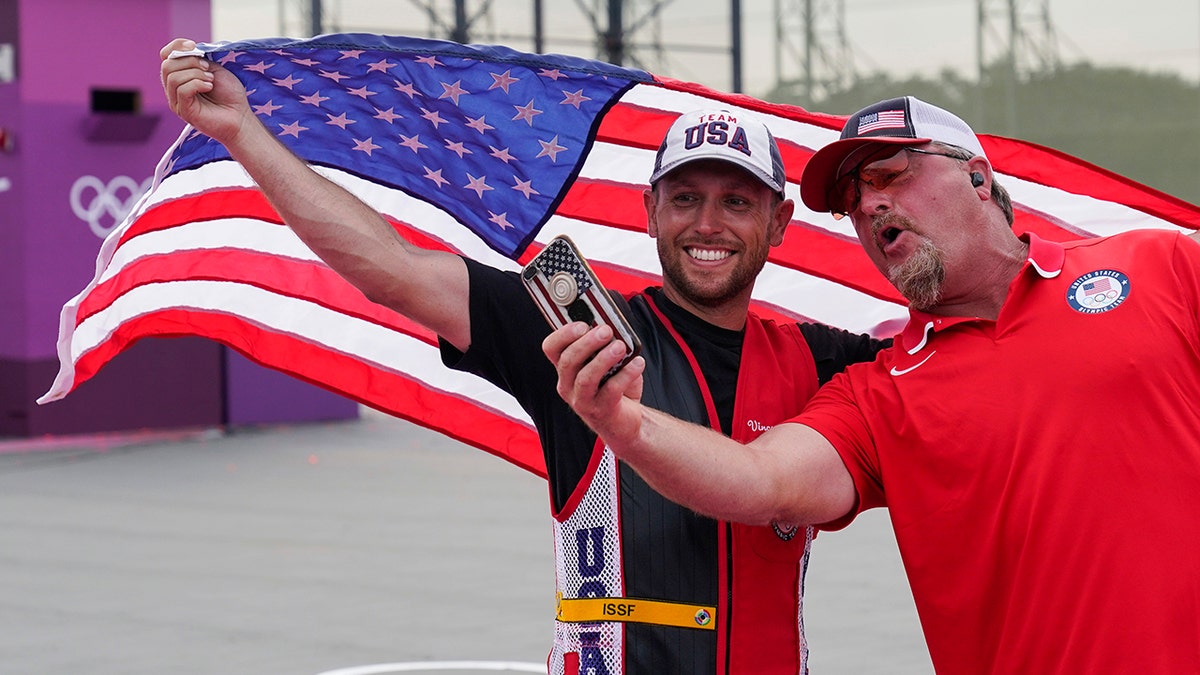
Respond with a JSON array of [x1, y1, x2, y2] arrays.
[[72, 309, 546, 476], [595, 103, 677, 150], [119, 188, 283, 246], [123, 187, 467, 256], [557, 179, 650, 234], [74, 249, 438, 346], [982, 135, 1200, 228]]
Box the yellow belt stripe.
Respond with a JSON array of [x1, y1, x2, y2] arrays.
[[556, 596, 716, 631]]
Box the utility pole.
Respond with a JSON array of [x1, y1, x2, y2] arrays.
[[533, 0, 545, 52], [772, 0, 855, 105], [309, 0, 323, 35], [731, 0, 742, 92], [605, 0, 625, 65], [977, 0, 1061, 134], [407, 0, 496, 44]]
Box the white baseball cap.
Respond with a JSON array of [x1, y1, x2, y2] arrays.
[[800, 96, 987, 213], [650, 108, 786, 197]]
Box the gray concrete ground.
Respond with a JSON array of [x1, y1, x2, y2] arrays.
[[0, 409, 933, 674]]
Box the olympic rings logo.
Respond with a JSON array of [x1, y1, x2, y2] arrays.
[[1081, 289, 1120, 307], [1067, 270, 1130, 314], [70, 175, 153, 239]]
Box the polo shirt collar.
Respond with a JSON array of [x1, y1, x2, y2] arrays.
[[897, 232, 1065, 355], [1024, 231, 1065, 279]]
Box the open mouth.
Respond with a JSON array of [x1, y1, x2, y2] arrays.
[[878, 224, 904, 249]]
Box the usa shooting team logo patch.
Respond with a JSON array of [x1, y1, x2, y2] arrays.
[[1067, 269, 1130, 314]]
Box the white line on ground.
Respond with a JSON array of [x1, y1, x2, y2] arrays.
[[315, 661, 546, 675]]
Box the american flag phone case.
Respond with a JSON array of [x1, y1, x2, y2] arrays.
[[521, 235, 642, 378]]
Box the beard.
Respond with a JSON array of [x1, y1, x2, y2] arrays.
[[873, 214, 945, 311], [658, 238, 770, 308], [889, 237, 945, 310]]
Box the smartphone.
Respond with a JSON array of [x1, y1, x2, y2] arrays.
[[521, 235, 642, 379]]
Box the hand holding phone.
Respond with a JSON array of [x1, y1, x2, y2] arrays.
[[522, 235, 642, 379]]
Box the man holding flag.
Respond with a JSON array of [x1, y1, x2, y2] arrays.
[[159, 37, 887, 674]]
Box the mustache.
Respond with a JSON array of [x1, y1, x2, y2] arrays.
[[870, 213, 915, 237], [868, 213, 916, 253]]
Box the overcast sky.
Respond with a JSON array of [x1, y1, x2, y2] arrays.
[[212, 0, 1200, 99]]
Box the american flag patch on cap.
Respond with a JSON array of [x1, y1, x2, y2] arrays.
[[857, 110, 908, 134]]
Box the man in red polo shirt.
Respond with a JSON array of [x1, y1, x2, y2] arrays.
[[547, 96, 1200, 674]]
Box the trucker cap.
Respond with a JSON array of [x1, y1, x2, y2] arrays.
[[650, 109, 786, 196], [800, 96, 987, 213]]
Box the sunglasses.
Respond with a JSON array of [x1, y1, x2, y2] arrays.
[[829, 146, 965, 220]]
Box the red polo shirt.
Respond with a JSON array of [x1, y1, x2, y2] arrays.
[[796, 231, 1200, 674]]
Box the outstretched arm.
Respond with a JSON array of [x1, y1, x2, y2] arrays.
[[544, 322, 858, 527], [159, 39, 473, 350]]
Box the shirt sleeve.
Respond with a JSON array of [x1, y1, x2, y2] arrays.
[[798, 322, 892, 385], [438, 256, 599, 511], [792, 368, 888, 530], [438, 256, 553, 397], [1173, 232, 1200, 341]]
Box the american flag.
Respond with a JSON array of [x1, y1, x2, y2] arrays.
[[39, 33, 1200, 477], [856, 110, 907, 134], [523, 236, 639, 363], [1082, 278, 1113, 294], [524, 237, 602, 327]]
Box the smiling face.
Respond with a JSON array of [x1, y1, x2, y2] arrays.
[[645, 159, 793, 327]]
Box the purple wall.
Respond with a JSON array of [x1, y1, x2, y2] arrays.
[[12, 0, 207, 358], [1, 0, 356, 436], [1, 0, 24, 359]]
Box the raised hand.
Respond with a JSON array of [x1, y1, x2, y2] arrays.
[[543, 322, 645, 449], [159, 38, 256, 147]]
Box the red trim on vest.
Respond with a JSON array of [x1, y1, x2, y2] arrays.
[[643, 293, 822, 674], [729, 317, 819, 673], [553, 436, 612, 521], [643, 294, 723, 430]]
